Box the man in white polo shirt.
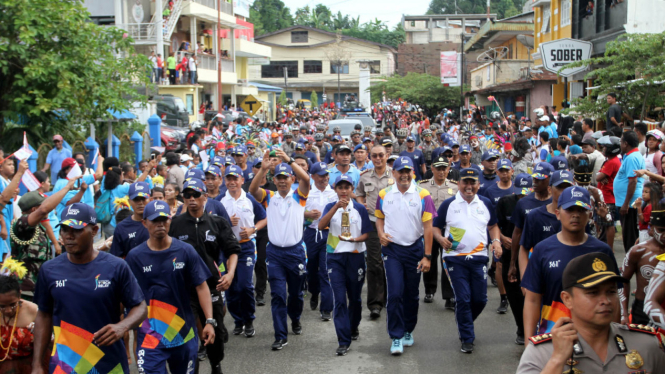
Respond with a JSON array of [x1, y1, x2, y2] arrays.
[[375, 156, 437, 355], [433, 168, 502, 354], [249, 149, 310, 351]]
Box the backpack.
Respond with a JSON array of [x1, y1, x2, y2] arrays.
[[95, 189, 114, 225]]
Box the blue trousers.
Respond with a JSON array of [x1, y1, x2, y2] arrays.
[[443, 255, 488, 343], [267, 242, 307, 340], [228, 241, 256, 326], [382, 241, 423, 339], [327, 251, 365, 346], [136, 334, 198, 374], [303, 227, 333, 312]]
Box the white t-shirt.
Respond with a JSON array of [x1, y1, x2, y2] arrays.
[[189, 58, 197, 72], [645, 152, 658, 174], [304, 185, 337, 230], [261, 187, 308, 247], [149, 55, 157, 68]]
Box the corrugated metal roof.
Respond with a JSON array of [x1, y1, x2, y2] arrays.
[[464, 22, 534, 52]]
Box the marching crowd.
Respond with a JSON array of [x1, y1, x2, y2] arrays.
[[2, 98, 665, 373]]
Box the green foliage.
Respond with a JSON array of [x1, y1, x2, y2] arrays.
[[0, 0, 151, 152], [426, 0, 525, 19], [310, 91, 319, 108], [563, 32, 665, 120], [341, 23, 406, 49], [367, 73, 465, 115], [249, 0, 294, 35], [278, 90, 287, 106]]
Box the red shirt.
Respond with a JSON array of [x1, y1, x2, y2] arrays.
[[639, 204, 652, 230], [598, 156, 621, 204]]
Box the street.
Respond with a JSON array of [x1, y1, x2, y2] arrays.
[[128, 240, 627, 374]]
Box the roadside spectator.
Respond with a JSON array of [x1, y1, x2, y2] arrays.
[[615, 131, 645, 252], [606, 93, 622, 132], [149, 51, 158, 83], [156, 53, 164, 85], [42, 135, 72, 183], [165, 152, 185, 189], [585, 1, 593, 19], [189, 54, 198, 84], [167, 53, 177, 85]]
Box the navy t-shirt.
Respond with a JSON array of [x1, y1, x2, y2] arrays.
[[110, 217, 149, 258], [176, 198, 230, 223], [451, 161, 482, 173], [125, 239, 211, 350], [521, 234, 619, 335], [34, 251, 144, 374], [399, 150, 425, 180], [520, 205, 593, 253], [482, 182, 514, 207], [511, 193, 552, 230], [478, 173, 499, 196]]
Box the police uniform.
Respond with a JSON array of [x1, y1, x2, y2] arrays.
[[418, 173, 457, 300], [356, 166, 393, 315], [281, 140, 296, 155], [419, 141, 436, 166]]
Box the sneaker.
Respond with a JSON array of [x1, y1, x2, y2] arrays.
[[488, 267, 497, 287], [310, 294, 319, 311], [321, 311, 332, 321], [211, 364, 222, 374], [256, 294, 266, 307], [243, 322, 255, 338], [497, 298, 508, 314], [197, 344, 207, 361], [461, 342, 474, 353], [424, 294, 434, 303], [292, 321, 302, 335], [336, 345, 350, 356], [271, 339, 288, 350], [369, 309, 381, 320], [351, 329, 359, 341], [232, 326, 243, 335], [390, 338, 403, 355], [403, 332, 414, 347], [444, 298, 456, 310], [515, 335, 525, 345]]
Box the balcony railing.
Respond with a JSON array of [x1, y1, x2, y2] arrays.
[[197, 55, 235, 72], [115, 23, 152, 43], [191, 0, 233, 15]]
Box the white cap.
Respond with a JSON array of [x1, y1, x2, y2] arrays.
[[180, 154, 193, 162], [533, 108, 545, 117], [539, 115, 550, 122]]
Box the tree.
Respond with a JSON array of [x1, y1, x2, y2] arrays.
[[278, 90, 287, 106], [294, 6, 311, 26], [341, 23, 406, 49], [367, 73, 465, 116], [313, 4, 333, 29], [426, 0, 526, 19], [563, 32, 665, 120], [249, 0, 294, 35], [310, 91, 319, 108], [0, 0, 151, 151], [324, 31, 352, 105]]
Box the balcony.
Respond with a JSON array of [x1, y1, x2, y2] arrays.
[[221, 38, 271, 58], [196, 55, 236, 84], [181, 0, 236, 26], [470, 60, 531, 92]]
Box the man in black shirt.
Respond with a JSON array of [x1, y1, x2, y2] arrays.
[[606, 92, 622, 132]]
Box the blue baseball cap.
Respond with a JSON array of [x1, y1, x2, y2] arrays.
[[205, 165, 222, 178], [185, 168, 205, 181], [252, 157, 263, 168], [551, 170, 574, 187], [393, 156, 414, 171], [182, 178, 207, 193], [558, 186, 592, 211], [497, 159, 513, 170], [482, 151, 499, 162], [223, 156, 236, 165], [354, 144, 368, 152], [532, 162, 554, 179], [362, 137, 373, 143], [406, 135, 416, 142], [440, 133, 449, 141], [143, 200, 172, 221], [441, 146, 453, 154], [275, 163, 294, 177], [232, 145, 247, 155], [460, 145, 471, 154], [129, 182, 150, 200], [450, 141, 459, 148], [212, 156, 225, 167], [460, 168, 479, 180], [513, 173, 533, 195], [57, 203, 97, 229], [332, 135, 343, 142], [550, 155, 569, 171], [224, 164, 243, 177], [310, 162, 329, 176], [333, 175, 354, 187]]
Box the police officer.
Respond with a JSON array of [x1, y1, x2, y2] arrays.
[[517, 252, 665, 374], [356, 145, 392, 320], [418, 156, 457, 306], [281, 132, 296, 155], [418, 129, 436, 167]]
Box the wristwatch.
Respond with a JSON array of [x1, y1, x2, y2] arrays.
[[424, 254, 432, 260], [205, 318, 217, 328], [287, 157, 295, 165], [491, 239, 501, 244]]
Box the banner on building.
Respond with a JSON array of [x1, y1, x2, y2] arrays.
[[233, 0, 251, 18], [440, 51, 461, 86], [539, 38, 593, 77]]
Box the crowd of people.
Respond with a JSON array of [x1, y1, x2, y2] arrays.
[[1, 96, 665, 373]]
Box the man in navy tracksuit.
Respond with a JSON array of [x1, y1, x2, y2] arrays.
[[249, 149, 311, 350]]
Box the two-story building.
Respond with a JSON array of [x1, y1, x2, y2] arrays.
[[251, 26, 396, 107], [84, 0, 275, 123]]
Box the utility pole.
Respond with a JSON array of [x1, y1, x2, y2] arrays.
[[217, 0, 223, 112], [337, 62, 341, 107], [460, 32, 465, 117], [284, 66, 288, 103]]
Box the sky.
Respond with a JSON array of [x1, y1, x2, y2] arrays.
[[281, 0, 426, 28]]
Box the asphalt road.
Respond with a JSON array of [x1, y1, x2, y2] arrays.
[[129, 239, 628, 374]]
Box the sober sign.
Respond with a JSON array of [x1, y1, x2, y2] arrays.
[[539, 39, 593, 77]]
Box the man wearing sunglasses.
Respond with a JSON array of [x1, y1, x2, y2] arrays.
[[169, 179, 241, 374], [42, 134, 72, 183]]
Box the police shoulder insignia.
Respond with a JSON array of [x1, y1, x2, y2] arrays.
[[528, 333, 552, 345], [360, 169, 371, 175], [628, 324, 657, 335], [419, 179, 430, 184]]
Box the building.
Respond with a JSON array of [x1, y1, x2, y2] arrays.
[[464, 12, 556, 117], [84, 0, 276, 122], [250, 26, 397, 107], [398, 14, 496, 82]]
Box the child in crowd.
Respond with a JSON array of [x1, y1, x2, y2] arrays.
[[636, 182, 662, 243]]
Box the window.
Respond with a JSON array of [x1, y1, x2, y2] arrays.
[[410, 21, 415, 27], [291, 31, 308, 43], [186, 94, 194, 115], [261, 61, 298, 78], [303, 60, 322, 74], [541, 6, 551, 34], [331, 62, 349, 74], [369, 61, 381, 74], [560, 0, 571, 27]]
